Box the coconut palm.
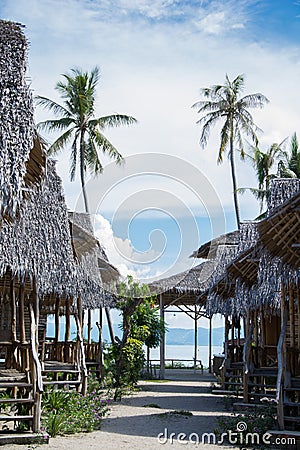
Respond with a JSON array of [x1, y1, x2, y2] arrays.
[[278, 132, 300, 178], [240, 140, 287, 212], [192, 74, 269, 229], [36, 67, 137, 213]]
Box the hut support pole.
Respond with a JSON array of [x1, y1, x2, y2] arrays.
[[19, 284, 26, 344], [209, 316, 212, 374], [10, 277, 16, 342], [243, 310, 253, 404], [96, 307, 105, 380], [159, 294, 165, 380], [289, 282, 295, 376], [75, 313, 88, 396], [297, 281, 300, 352], [55, 297, 60, 342], [277, 283, 288, 431], [193, 305, 198, 373], [105, 307, 115, 344], [87, 309, 92, 345], [65, 299, 71, 342]]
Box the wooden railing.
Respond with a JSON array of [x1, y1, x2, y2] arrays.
[[42, 341, 80, 365], [84, 342, 100, 362]]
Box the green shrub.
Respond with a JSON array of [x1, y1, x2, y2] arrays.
[[41, 377, 111, 437]]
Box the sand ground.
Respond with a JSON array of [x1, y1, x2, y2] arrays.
[[6, 370, 239, 449]]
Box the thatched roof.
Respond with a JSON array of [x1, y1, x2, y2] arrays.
[[259, 190, 300, 269], [267, 178, 300, 215], [0, 160, 76, 302], [69, 212, 118, 308], [149, 261, 215, 306], [191, 230, 239, 259], [0, 20, 45, 222]]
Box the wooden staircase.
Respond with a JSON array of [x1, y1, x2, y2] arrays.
[[283, 376, 300, 430], [223, 361, 244, 393], [42, 361, 81, 389]]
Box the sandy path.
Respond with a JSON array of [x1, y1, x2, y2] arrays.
[[6, 371, 238, 449]]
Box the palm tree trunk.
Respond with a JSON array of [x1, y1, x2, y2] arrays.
[[229, 128, 241, 229], [80, 131, 90, 214]]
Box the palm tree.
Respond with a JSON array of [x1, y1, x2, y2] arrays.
[[278, 132, 300, 178], [192, 74, 269, 229], [36, 67, 137, 213], [240, 140, 287, 212]]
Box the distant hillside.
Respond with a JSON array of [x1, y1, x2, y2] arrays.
[[46, 322, 224, 347]]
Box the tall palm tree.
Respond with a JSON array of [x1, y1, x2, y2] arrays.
[[240, 140, 287, 212], [36, 67, 137, 213], [278, 132, 300, 178], [192, 74, 269, 229]]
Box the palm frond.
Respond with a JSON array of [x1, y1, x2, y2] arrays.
[[85, 138, 104, 175], [35, 96, 71, 117], [37, 118, 74, 133], [89, 114, 137, 130], [89, 129, 124, 165], [47, 128, 75, 156]]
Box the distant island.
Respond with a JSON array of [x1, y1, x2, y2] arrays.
[[47, 322, 224, 347]]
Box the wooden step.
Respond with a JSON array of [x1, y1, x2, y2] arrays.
[[0, 383, 31, 388], [249, 383, 276, 388], [285, 387, 300, 392], [0, 415, 33, 421], [224, 382, 243, 386], [211, 389, 242, 396], [284, 416, 300, 422], [250, 392, 276, 398], [43, 368, 79, 374], [0, 398, 34, 404], [0, 432, 49, 445], [43, 380, 81, 386], [284, 401, 300, 407]]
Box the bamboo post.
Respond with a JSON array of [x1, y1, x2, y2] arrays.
[[19, 283, 26, 343], [209, 316, 212, 374], [289, 281, 295, 375], [277, 282, 288, 431], [159, 294, 165, 380], [75, 313, 88, 396], [193, 304, 198, 373], [87, 309, 92, 345], [243, 310, 253, 404], [29, 303, 43, 433], [55, 296, 60, 342], [105, 307, 115, 344], [10, 277, 16, 342], [96, 306, 104, 380]]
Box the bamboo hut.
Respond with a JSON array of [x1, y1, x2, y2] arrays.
[[149, 261, 216, 377], [69, 212, 119, 376]]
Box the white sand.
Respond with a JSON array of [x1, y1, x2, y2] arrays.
[[6, 371, 239, 449]]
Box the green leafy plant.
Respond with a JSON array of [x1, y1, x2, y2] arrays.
[[41, 377, 111, 437]]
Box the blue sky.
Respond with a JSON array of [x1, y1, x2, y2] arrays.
[[2, 0, 300, 291]]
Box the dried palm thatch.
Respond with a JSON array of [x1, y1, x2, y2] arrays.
[[69, 212, 118, 308], [0, 160, 77, 306], [190, 230, 239, 259], [0, 20, 45, 221]]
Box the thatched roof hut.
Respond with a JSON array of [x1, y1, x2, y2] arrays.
[[69, 212, 118, 309], [150, 261, 215, 306], [190, 230, 239, 259], [0, 20, 45, 222], [0, 160, 77, 309]]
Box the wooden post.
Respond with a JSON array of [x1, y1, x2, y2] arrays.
[[75, 314, 88, 396], [29, 303, 43, 433], [159, 294, 165, 379], [65, 298, 71, 342], [105, 307, 115, 343], [193, 305, 198, 372], [55, 296, 60, 342], [277, 282, 288, 431], [243, 310, 253, 404], [10, 277, 16, 342], [19, 283, 26, 343], [87, 309, 92, 345], [289, 282, 295, 375], [209, 316, 212, 374], [97, 306, 104, 380]]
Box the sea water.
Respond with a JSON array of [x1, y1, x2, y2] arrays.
[[148, 344, 223, 368]]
